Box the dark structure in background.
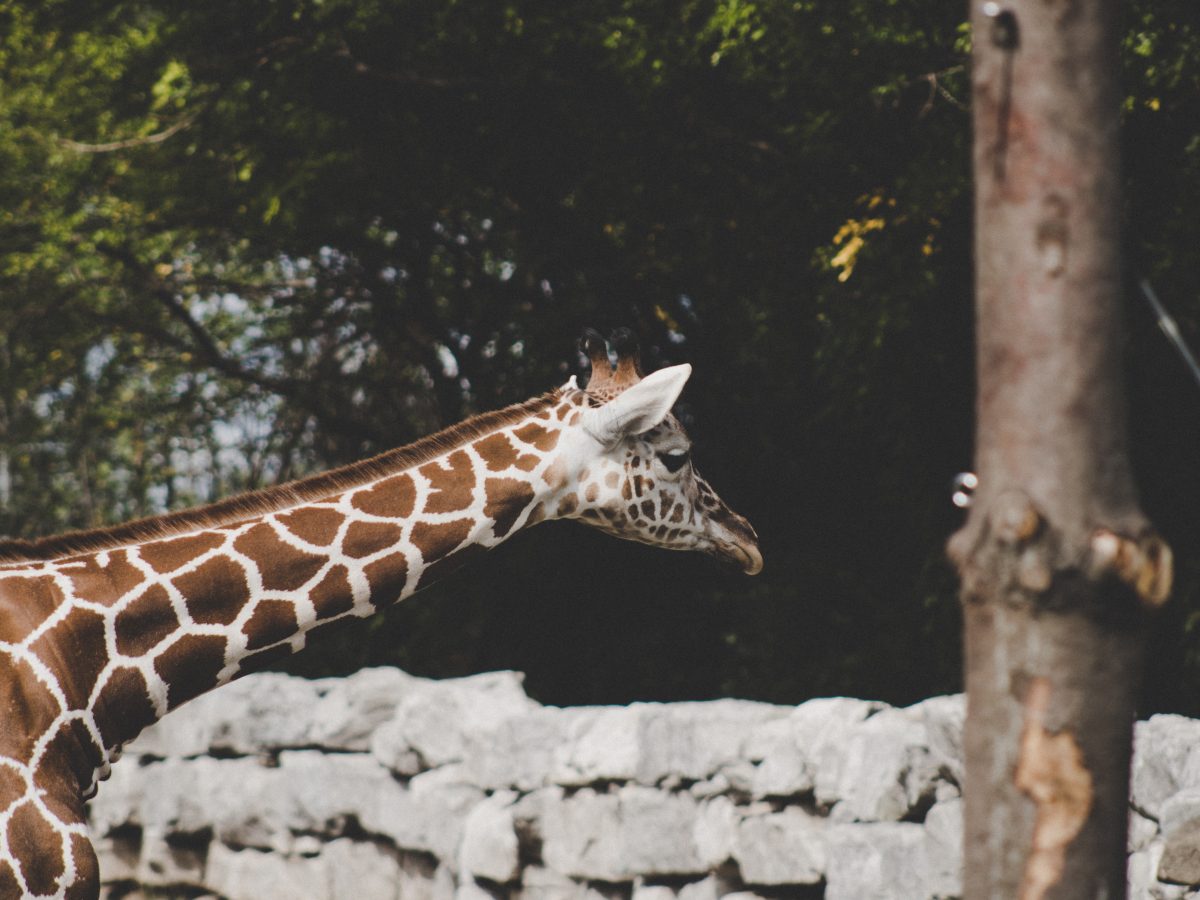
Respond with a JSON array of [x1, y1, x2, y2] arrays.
[[0, 1, 1198, 713]]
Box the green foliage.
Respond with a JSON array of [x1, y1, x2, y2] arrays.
[[1, 0, 1198, 710]]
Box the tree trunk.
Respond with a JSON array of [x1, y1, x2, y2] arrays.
[[948, 1, 1173, 898]]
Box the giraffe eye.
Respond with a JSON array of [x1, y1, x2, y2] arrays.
[[658, 450, 689, 474]]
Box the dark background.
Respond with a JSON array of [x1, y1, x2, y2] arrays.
[[1, 1, 1198, 712]]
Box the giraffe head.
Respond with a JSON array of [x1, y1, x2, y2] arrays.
[[551, 329, 762, 575]]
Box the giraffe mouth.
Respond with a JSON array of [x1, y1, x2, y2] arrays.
[[711, 538, 763, 576], [705, 512, 763, 575]]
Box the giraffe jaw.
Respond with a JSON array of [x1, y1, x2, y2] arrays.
[[712, 537, 764, 575]]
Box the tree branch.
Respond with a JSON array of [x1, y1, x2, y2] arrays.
[[58, 107, 206, 154]]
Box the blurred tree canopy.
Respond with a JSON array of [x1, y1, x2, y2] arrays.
[[1, 0, 1199, 711]]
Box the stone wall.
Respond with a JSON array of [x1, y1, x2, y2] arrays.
[[85, 668, 1200, 899]]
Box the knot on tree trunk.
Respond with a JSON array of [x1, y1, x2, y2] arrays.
[[1088, 529, 1173, 609], [948, 492, 1171, 616]]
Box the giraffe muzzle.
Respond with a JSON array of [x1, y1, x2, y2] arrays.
[[707, 513, 763, 575]]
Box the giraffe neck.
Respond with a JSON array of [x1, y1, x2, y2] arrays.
[[0, 389, 588, 797]]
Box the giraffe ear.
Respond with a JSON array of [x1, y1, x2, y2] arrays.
[[581, 364, 692, 447]]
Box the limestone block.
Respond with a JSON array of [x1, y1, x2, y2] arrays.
[[921, 798, 962, 899], [733, 807, 825, 885], [552, 707, 642, 785], [133, 826, 207, 888], [1128, 841, 1166, 900], [749, 697, 882, 802], [205, 840, 336, 900], [518, 866, 623, 900], [359, 770, 483, 860], [131, 673, 322, 759], [1133, 716, 1200, 821], [540, 785, 704, 881], [372, 670, 538, 775], [824, 822, 927, 900], [676, 878, 720, 900], [1132, 809, 1163, 853], [822, 706, 936, 822], [369, 717, 426, 776], [631, 700, 789, 786], [307, 667, 417, 751], [1163, 789, 1200, 842], [459, 791, 520, 884], [464, 707, 590, 792], [910, 693, 965, 788], [1161, 819, 1200, 887], [631, 886, 676, 900], [692, 796, 738, 869]]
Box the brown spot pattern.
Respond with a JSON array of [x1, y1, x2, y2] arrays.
[[92, 551, 145, 599], [155, 634, 227, 709], [484, 478, 536, 539], [513, 421, 559, 452], [343, 521, 403, 559], [0, 656, 60, 763], [7, 803, 64, 896], [32, 609, 107, 709], [233, 524, 326, 591], [585, 484, 599, 503], [411, 519, 473, 562], [278, 507, 345, 546], [421, 450, 475, 513], [541, 459, 567, 490], [94, 667, 158, 748], [0, 768, 24, 812], [557, 495, 579, 517], [243, 601, 299, 650], [472, 433, 521, 472], [65, 834, 98, 900], [115, 586, 179, 657], [174, 556, 250, 626], [310, 566, 356, 619], [138, 532, 225, 574], [351, 474, 416, 519], [0, 576, 62, 644], [0, 862, 20, 899], [364, 553, 411, 608], [40, 722, 102, 796]]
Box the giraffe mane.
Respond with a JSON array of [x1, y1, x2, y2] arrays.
[[0, 391, 562, 564]]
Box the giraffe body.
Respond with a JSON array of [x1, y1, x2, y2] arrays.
[[0, 339, 759, 898]]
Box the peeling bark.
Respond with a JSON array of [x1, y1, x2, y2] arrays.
[[952, 0, 1171, 897], [1015, 678, 1093, 900]]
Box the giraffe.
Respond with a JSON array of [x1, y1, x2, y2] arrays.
[[0, 330, 761, 899]]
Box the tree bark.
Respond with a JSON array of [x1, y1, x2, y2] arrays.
[[948, 1, 1173, 898]]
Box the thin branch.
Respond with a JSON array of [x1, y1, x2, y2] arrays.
[[917, 65, 969, 117], [59, 106, 205, 154]]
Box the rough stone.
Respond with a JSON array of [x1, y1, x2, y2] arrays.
[[1161, 819, 1200, 886], [82, 668, 1200, 900], [824, 822, 927, 900], [733, 807, 825, 885], [1133, 716, 1200, 822], [540, 785, 704, 880], [459, 791, 520, 884], [910, 693, 965, 788], [748, 697, 882, 801], [307, 667, 417, 751], [922, 798, 963, 899]]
